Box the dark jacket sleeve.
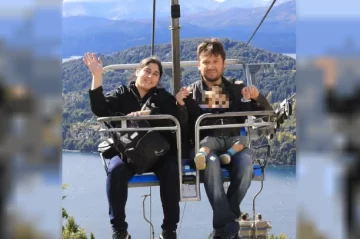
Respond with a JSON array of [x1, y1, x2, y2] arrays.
[[177, 104, 188, 125], [145, 89, 190, 154], [251, 93, 274, 111], [233, 82, 273, 112], [88, 86, 124, 117], [183, 84, 204, 120], [233, 82, 273, 121], [249, 94, 274, 121], [183, 97, 204, 120], [145, 89, 187, 125]]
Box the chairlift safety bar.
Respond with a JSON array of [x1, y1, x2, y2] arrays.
[[97, 111, 275, 202], [102, 60, 277, 73], [97, 115, 183, 200], [191, 110, 275, 201]]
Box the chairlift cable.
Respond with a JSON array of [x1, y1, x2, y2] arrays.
[[236, 0, 277, 58], [224, 0, 277, 74]]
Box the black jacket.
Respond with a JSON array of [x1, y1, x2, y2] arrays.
[[181, 77, 273, 146], [89, 81, 186, 154]]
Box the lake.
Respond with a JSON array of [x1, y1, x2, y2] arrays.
[[62, 152, 296, 239]]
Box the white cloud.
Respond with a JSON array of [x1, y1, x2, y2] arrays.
[[214, 0, 226, 2], [62, 4, 87, 16]]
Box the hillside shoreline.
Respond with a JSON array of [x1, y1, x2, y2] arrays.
[[62, 149, 294, 166]]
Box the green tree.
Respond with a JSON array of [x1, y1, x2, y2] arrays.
[[62, 184, 95, 239]]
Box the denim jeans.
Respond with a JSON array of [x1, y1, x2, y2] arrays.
[[106, 154, 180, 232], [201, 148, 254, 230]]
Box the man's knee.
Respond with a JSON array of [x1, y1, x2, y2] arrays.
[[206, 151, 221, 165], [232, 148, 254, 172], [203, 152, 223, 180]]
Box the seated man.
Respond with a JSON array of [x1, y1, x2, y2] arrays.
[[239, 214, 253, 238], [176, 38, 273, 239], [253, 213, 272, 237]]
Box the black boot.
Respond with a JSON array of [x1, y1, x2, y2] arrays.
[[159, 230, 177, 239], [112, 229, 131, 239]]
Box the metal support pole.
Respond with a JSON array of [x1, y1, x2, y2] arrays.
[[151, 0, 156, 56], [245, 64, 262, 86], [170, 0, 181, 94]]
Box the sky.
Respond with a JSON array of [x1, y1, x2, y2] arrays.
[[298, 0, 360, 18]]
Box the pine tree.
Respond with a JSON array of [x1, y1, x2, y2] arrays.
[[62, 184, 95, 239]]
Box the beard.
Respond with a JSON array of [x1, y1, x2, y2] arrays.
[[203, 70, 223, 83]]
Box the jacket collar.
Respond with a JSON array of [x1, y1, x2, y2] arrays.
[[200, 75, 231, 91], [128, 81, 158, 102]]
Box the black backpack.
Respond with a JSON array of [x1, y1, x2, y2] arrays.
[[103, 93, 171, 174]]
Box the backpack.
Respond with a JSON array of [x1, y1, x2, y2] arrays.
[[103, 92, 170, 174]]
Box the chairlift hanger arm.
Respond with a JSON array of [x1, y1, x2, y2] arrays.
[[170, 0, 181, 94]]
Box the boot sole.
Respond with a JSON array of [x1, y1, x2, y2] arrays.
[[219, 154, 231, 164], [194, 154, 206, 170]]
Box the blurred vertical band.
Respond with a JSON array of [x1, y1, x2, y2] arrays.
[[297, 1, 360, 237], [0, 1, 62, 238]]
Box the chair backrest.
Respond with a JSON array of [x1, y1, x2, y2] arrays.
[[239, 221, 254, 238], [253, 220, 271, 238]]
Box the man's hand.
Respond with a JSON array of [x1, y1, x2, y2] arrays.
[[241, 86, 259, 100], [176, 87, 190, 106]]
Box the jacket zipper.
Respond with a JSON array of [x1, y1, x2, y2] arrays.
[[221, 118, 224, 136], [130, 88, 143, 108]]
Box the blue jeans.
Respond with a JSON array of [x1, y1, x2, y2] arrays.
[[201, 148, 254, 230], [106, 154, 180, 232]]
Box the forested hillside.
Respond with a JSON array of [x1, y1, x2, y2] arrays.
[[62, 38, 296, 165]]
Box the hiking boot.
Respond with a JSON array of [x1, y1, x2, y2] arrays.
[[112, 229, 131, 239], [159, 230, 177, 239], [209, 230, 239, 239], [209, 221, 240, 239], [209, 229, 221, 239], [227, 234, 240, 239]]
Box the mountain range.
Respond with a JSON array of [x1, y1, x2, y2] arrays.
[[62, 0, 295, 58], [62, 0, 293, 20]]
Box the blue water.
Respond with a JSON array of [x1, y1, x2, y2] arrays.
[[62, 152, 296, 239]]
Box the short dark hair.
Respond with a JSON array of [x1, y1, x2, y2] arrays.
[[197, 38, 226, 62]]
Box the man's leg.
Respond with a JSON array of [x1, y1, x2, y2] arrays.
[[106, 155, 135, 232], [203, 151, 237, 229], [226, 147, 254, 218], [153, 156, 180, 232]]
